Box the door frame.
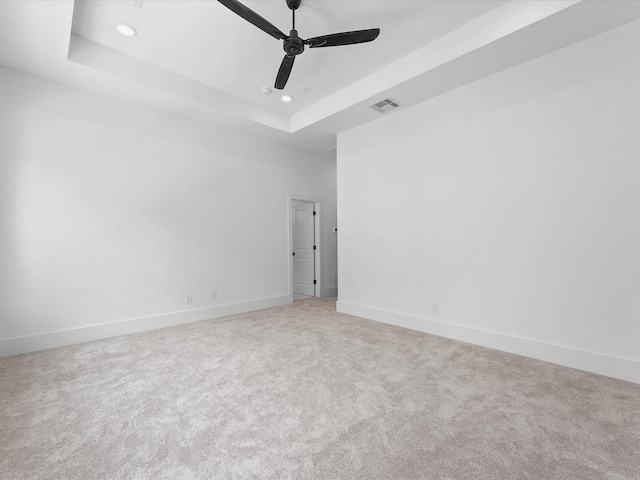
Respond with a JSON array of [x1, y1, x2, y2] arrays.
[[288, 194, 322, 302]]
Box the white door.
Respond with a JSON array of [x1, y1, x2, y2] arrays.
[[293, 201, 315, 297]]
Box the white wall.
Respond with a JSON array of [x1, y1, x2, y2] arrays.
[[0, 67, 336, 354], [337, 20, 640, 383]]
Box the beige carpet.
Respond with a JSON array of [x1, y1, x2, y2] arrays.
[[1, 297, 639, 479]]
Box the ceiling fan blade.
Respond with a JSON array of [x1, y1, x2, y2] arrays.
[[218, 0, 287, 40], [305, 28, 380, 48], [275, 55, 295, 90]]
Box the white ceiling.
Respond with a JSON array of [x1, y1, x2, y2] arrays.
[[2, 1, 640, 156], [71, 1, 507, 115]]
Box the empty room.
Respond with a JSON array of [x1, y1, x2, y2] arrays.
[[1, 1, 639, 478]]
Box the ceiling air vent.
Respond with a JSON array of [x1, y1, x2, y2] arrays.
[[370, 98, 401, 114]]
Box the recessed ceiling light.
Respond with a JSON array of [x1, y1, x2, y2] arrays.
[[116, 24, 137, 37], [281, 95, 293, 102], [261, 87, 273, 95]]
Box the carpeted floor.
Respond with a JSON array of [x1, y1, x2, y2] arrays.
[[1, 297, 639, 479]]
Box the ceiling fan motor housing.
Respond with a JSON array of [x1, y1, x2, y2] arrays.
[[284, 30, 304, 55]]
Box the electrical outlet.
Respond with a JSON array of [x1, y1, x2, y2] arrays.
[[211, 290, 217, 301], [186, 294, 193, 304], [431, 302, 439, 314]]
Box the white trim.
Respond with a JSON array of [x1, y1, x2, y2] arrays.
[[336, 301, 640, 385], [0, 295, 290, 358], [287, 194, 323, 301]]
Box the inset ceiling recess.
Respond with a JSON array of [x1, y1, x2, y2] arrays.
[[63, 0, 640, 138], [370, 98, 401, 113]]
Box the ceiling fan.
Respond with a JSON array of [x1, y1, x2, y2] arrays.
[[218, 0, 381, 90]]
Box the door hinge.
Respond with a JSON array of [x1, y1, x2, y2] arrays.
[[313, 245, 316, 250], [313, 280, 317, 284], [313, 211, 316, 216]]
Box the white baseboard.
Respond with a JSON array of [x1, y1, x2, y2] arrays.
[[0, 295, 291, 358], [337, 301, 640, 385]]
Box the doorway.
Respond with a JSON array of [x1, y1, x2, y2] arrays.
[[289, 195, 322, 301]]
